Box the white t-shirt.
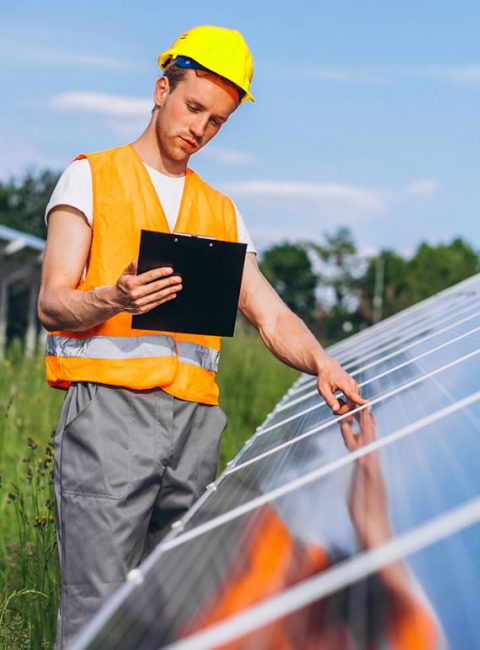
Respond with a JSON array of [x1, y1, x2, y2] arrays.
[[46, 158, 256, 253]]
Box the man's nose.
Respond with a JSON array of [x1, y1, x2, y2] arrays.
[[190, 115, 208, 139]]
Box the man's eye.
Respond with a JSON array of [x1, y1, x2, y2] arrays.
[[210, 118, 221, 128], [187, 104, 200, 113]]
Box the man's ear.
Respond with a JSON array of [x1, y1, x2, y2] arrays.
[[154, 76, 170, 107]]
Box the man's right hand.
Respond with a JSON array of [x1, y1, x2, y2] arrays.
[[113, 259, 182, 315], [38, 207, 182, 332]]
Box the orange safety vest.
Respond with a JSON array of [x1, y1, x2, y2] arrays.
[[46, 144, 238, 404]]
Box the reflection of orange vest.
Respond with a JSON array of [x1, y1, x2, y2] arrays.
[[184, 506, 439, 650], [46, 144, 238, 405]]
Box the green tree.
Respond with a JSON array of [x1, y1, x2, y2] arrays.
[[308, 227, 366, 341], [0, 169, 59, 238], [357, 238, 479, 323], [407, 238, 478, 302], [259, 242, 317, 325], [357, 250, 412, 322], [310, 227, 361, 310]]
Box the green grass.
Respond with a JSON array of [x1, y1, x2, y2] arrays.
[[0, 341, 64, 649], [0, 330, 298, 648]]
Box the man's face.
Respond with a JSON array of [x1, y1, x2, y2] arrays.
[[154, 70, 239, 167]]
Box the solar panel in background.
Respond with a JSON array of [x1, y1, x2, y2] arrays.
[[71, 273, 480, 650]]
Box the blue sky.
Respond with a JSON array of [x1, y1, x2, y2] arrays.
[[1, 1, 479, 256]]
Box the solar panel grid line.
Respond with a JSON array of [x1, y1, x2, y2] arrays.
[[251, 325, 480, 442], [381, 413, 480, 644], [240, 358, 456, 473], [162, 496, 480, 650], [273, 307, 480, 415], [324, 274, 480, 358], [224, 349, 480, 475], [265, 316, 480, 432], [145, 389, 480, 558], [273, 306, 480, 416], [326, 273, 480, 356], [333, 296, 480, 369], [159, 476, 228, 546], [325, 290, 477, 363], [69, 580, 138, 650], [279, 295, 480, 402], [421, 417, 477, 571]]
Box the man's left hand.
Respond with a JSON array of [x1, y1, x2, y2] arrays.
[[316, 356, 367, 415]]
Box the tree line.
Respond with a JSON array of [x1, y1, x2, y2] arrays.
[[1, 170, 479, 343], [260, 228, 479, 342]]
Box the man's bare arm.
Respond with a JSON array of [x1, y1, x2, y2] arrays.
[[38, 206, 183, 332], [238, 253, 366, 413]]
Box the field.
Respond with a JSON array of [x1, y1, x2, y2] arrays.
[[0, 329, 298, 649]]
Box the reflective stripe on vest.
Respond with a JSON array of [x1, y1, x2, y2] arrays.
[[46, 334, 220, 372], [177, 341, 220, 373]]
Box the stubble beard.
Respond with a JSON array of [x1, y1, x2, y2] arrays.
[[154, 110, 190, 165]]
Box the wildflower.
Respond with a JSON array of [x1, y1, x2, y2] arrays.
[[27, 437, 38, 450]]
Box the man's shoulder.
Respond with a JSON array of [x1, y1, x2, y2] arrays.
[[84, 144, 130, 164]]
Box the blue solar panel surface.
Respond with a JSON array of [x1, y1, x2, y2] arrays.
[[71, 273, 480, 650]]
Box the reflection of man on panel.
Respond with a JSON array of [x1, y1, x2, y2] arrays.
[[186, 411, 441, 649], [38, 25, 365, 647]]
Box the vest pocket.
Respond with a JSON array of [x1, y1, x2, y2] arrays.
[[59, 384, 130, 499]]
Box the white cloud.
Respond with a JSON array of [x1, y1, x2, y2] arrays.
[[405, 178, 440, 197], [200, 146, 255, 165], [49, 92, 152, 118], [220, 180, 386, 217], [418, 65, 480, 86]]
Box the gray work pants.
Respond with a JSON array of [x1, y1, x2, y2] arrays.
[[54, 382, 227, 649]]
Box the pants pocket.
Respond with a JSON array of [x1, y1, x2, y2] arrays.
[[59, 384, 131, 499]]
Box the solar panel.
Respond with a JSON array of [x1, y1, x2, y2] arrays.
[[71, 272, 480, 650]]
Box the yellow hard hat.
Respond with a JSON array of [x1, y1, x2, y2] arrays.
[[158, 25, 255, 104]]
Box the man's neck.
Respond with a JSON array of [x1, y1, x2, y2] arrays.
[[132, 125, 187, 178]]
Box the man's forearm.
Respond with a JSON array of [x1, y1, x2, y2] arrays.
[[256, 308, 329, 376], [39, 261, 183, 333], [38, 285, 120, 332]]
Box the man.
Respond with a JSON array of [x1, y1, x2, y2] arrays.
[[38, 25, 366, 648]]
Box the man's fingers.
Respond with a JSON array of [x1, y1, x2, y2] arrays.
[[137, 266, 175, 283], [335, 399, 355, 416], [136, 284, 182, 307], [132, 276, 182, 300], [337, 377, 368, 407], [319, 382, 341, 412], [318, 377, 367, 416]]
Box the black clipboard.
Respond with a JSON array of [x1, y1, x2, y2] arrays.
[[132, 230, 247, 337]]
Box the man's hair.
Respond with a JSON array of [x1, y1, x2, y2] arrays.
[[162, 62, 243, 103], [163, 63, 188, 92]]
